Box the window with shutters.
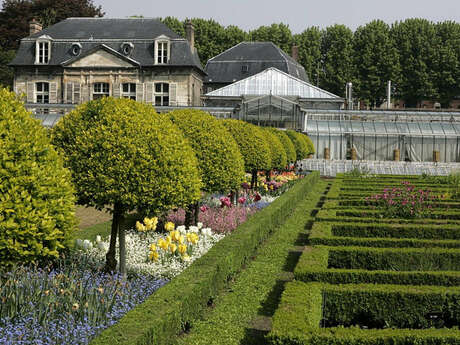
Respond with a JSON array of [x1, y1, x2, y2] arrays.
[[36, 41, 50, 64], [36, 82, 49, 103], [93, 83, 109, 99], [154, 83, 169, 106], [122, 83, 136, 100]]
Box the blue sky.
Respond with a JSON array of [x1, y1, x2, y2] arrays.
[[96, 0, 460, 33]]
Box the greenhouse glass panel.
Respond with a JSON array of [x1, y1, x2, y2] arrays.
[[407, 122, 422, 135], [351, 122, 364, 133], [430, 123, 445, 135], [441, 123, 456, 136], [418, 122, 433, 135]]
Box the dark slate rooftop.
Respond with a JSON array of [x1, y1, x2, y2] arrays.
[[10, 18, 204, 72], [205, 42, 308, 84]]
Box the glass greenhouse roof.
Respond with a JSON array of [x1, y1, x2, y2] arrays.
[[206, 67, 341, 99], [305, 120, 460, 137]]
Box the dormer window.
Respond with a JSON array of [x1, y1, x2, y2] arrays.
[[154, 37, 170, 65], [35, 36, 51, 64]]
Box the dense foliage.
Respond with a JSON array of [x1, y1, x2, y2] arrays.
[[285, 130, 313, 161], [52, 98, 201, 273], [262, 128, 287, 170], [0, 88, 76, 265], [269, 128, 296, 164], [221, 119, 271, 172], [162, 17, 460, 107], [166, 109, 245, 193]]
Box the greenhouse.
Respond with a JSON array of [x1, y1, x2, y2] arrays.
[[303, 110, 460, 163]]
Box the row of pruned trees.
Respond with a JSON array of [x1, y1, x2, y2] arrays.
[[0, 90, 314, 275]]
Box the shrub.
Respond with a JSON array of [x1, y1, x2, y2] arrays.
[[52, 98, 201, 274], [167, 109, 245, 193], [285, 130, 312, 161], [262, 128, 287, 170], [0, 88, 76, 266], [269, 128, 296, 164]]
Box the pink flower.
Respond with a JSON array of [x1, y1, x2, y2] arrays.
[[220, 196, 232, 208], [254, 193, 261, 202], [200, 205, 209, 213], [238, 197, 247, 204]]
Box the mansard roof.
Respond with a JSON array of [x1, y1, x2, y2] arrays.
[[205, 42, 308, 84], [9, 18, 204, 73], [205, 67, 341, 99]]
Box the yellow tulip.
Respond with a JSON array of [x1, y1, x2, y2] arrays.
[[178, 244, 187, 255], [166, 235, 172, 244], [171, 230, 180, 242], [158, 238, 168, 251], [190, 233, 199, 245], [178, 235, 185, 245], [136, 221, 146, 232], [149, 250, 159, 262], [149, 244, 157, 252], [169, 243, 177, 253], [164, 221, 175, 232]]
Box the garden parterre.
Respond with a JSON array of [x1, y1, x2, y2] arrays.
[[269, 173, 460, 345]]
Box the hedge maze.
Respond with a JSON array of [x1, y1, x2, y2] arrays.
[[269, 174, 460, 345]]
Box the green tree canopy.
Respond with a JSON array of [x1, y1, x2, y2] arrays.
[[285, 130, 312, 161], [269, 128, 296, 164], [391, 19, 438, 107], [52, 98, 201, 273], [0, 88, 76, 266], [294, 26, 322, 85], [221, 119, 271, 172], [167, 109, 245, 193], [262, 128, 287, 170], [320, 24, 355, 97], [249, 23, 293, 54], [353, 20, 400, 107]]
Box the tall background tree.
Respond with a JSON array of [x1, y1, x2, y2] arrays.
[[248, 23, 293, 54], [293, 27, 322, 85], [0, 0, 104, 88], [391, 19, 438, 107], [353, 20, 400, 107], [433, 21, 460, 108], [320, 24, 355, 97]]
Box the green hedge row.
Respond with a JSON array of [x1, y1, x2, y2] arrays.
[[268, 281, 460, 345], [309, 222, 460, 247], [327, 246, 460, 271], [316, 209, 460, 225], [294, 247, 460, 286], [89, 172, 319, 345]]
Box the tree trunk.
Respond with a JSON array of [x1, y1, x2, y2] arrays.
[[193, 201, 200, 225], [251, 170, 257, 189], [118, 216, 126, 278], [104, 203, 122, 273], [185, 204, 193, 227]]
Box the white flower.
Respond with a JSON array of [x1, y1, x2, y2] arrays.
[[197, 222, 203, 229], [75, 239, 83, 248], [95, 235, 102, 243], [97, 241, 107, 251], [82, 239, 93, 250], [201, 228, 212, 236], [177, 225, 186, 234], [189, 226, 199, 233]]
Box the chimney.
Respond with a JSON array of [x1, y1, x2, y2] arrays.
[[29, 18, 42, 35], [185, 20, 195, 51], [291, 45, 299, 62]]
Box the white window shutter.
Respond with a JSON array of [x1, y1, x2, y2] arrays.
[[49, 82, 58, 103], [145, 82, 153, 104], [113, 83, 121, 98], [73, 83, 81, 104], [169, 83, 177, 106], [136, 83, 144, 102], [65, 83, 73, 103], [26, 82, 35, 103], [81, 84, 90, 102]]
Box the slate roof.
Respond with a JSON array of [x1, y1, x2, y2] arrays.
[[10, 18, 204, 72], [205, 67, 340, 99], [205, 42, 308, 84]]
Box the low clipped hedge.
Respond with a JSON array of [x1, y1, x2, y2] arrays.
[[268, 281, 460, 345], [309, 222, 460, 248], [294, 247, 460, 286], [90, 172, 319, 345], [326, 246, 460, 271]]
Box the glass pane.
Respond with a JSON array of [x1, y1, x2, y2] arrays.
[[163, 96, 169, 105], [155, 96, 162, 105], [36, 83, 42, 92], [163, 83, 169, 93], [43, 83, 49, 92], [130, 83, 136, 92], [155, 84, 161, 93], [123, 84, 129, 93]]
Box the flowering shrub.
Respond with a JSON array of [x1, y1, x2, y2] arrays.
[[365, 181, 435, 218], [0, 259, 166, 345], [75, 224, 224, 279]]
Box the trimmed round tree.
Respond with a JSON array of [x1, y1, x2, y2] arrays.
[[167, 109, 245, 223], [222, 119, 271, 187], [262, 128, 287, 171], [286, 130, 310, 161], [270, 128, 297, 165], [52, 98, 201, 274], [0, 88, 77, 266], [303, 135, 315, 156]]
